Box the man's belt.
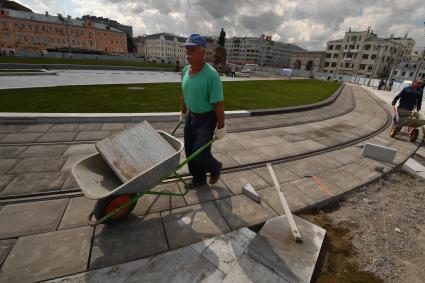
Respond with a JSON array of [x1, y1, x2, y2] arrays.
[[188, 111, 215, 118]]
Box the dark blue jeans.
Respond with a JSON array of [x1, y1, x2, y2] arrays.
[[184, 112, 221, 184]]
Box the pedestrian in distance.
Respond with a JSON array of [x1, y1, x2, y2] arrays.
[[179, 34, 226, 187]]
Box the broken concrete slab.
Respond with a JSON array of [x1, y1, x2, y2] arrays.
[[1, 172, 67, 196], [0, 199, 68, 239], [247, 215, 326, 283], [214, 195, 277, 230], [161, 202, 231, 249], [242, 183, 261, 203], [58, 197, 96, 230], [223, 253, 289, 283], [90, 213, 168, 270], [0, 226, 92, 283], [9, 156, 67, 174], [132, 182, 187, 216], [125, 245, 225, 282], [362, 143, 396, 163], [182, 181, 232, 205], [221, 170, 269, 195], [200, 228, 256, 273]]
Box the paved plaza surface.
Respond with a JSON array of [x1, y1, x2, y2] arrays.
[[0, 83, 421, 282], [0, 70, 287, 89]]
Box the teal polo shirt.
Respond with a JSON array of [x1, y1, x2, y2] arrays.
[[181, 63, 224, 113]]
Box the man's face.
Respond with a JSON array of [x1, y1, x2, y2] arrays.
[[412, 80, 422, 89], [186, 46, 205, 65]]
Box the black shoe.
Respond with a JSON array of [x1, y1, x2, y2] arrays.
[[209, 163, 222, 185]]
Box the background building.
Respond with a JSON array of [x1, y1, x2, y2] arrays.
[[205, 36, 218, 63], [0, 8, 127, 54], [144, 32, 186, 64], [390, 61, 425, 81], [322, 28, 415, 79], [289, 51, 327, 72], [225, 35, 304, 67]]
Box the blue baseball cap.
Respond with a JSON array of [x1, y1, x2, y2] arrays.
[[184, 34, 207, 48]]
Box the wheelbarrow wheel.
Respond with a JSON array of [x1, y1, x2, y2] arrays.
[[410, 129, 419, 142], [93, 194, 137, 224], [390, 125, 400, 138]]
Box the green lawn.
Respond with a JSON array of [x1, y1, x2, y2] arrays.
[[0, 56, 175, 69], [0, 80, 341, 113]]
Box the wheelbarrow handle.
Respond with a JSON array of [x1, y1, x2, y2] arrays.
[[171, 121, 183, 136]]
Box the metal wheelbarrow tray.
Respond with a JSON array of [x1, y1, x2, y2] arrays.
[[71, 121, 215, 226]]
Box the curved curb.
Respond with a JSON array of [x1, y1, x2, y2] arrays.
[[0, 84, 345, 124], [0, 63, 175, 72]]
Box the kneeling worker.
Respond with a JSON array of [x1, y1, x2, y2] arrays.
[[179, 34, 226, 187], [392, 79, 424, 122]]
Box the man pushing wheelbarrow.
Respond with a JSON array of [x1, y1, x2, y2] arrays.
[[390, 79, 425, 142]]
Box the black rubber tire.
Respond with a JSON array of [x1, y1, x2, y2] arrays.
[[390, 125, 400, 138], [410, 129, 419, 142], [93, 194, 137, 224]]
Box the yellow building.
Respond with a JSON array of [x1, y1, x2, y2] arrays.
[[0, 8, 127, 54]]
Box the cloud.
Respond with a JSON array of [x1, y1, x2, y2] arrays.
[[15, 0, 425, 50]]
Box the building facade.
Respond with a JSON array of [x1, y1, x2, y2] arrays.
[[0, 8, 127, 54], [144, 33, 186, 64], [289, 51, 327, 72], [322, 29, 415, 78], [391, 61, 425, 81], [224, 35, 304, 67], [205, 37, 218, 64]]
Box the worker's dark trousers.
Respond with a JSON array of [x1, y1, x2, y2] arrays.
[[184, 112, 221, 185]]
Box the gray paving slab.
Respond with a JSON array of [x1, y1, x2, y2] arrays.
[[58, 197, 96, 230], [0, 159, 17, 174], [190, 236, 217, 254], [0, 199, 68, 239], [0, 145, 28, 158], [63, 143, 97, 155], [61, 173, 79, 190], [283, 155, 343, 177], [223, 253, 289, 282], [132, 183, 187, 216], [253, 163, 299, 185], [247, 215, 326, 283], [0, 134, 5, 140], [0, 124, 25, 134], [45, 257, 147, 283], [37, 131, 78, 142], [9, 156, 67, 174], [182, 181, 233, 205], [61, 154, 90, 171], [0, 239, 15, 265], [101, 123, 125, 131], [325, 146, 363, 164], [75, 131, 111, 141], [200, 228, 256, 273], [76, 123, 103, 131], [126, 245, 225, 282], [90, 213, 168, 270], [214, 195, 277, 230], [161, 202, 231, 249], [288, 177, 333, 205], [0, 226, 92, 283], [19, 123, 53, 133], [0, 175, 14, 192], [221, 170, 269, 195], [48, 123, 79, 132], [227, 148, 265, 165], [1, 171, 67, 196], [0, 132, 43, 144], [255, 144, 292, 160], [257, 186, 314, 214], [19, 144, 69, 158], [283, 139, 326, 155], [213, 152, 239, 168]]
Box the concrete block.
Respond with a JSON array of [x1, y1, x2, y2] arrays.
[[247, 215, 326, 283], [242, 183, 260, 203], [362, 143, 396, 163]]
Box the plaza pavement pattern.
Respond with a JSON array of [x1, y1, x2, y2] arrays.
[[0, 84, 421, 282]]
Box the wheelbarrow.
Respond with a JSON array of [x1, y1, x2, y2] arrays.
[[72, 121, 215, 226], [389, 106, 425, 142]]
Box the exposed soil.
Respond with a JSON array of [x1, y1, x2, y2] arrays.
[[301, 156, 425, 283]]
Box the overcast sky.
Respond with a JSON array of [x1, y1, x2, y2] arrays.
[[16, 0, 425, 51]]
